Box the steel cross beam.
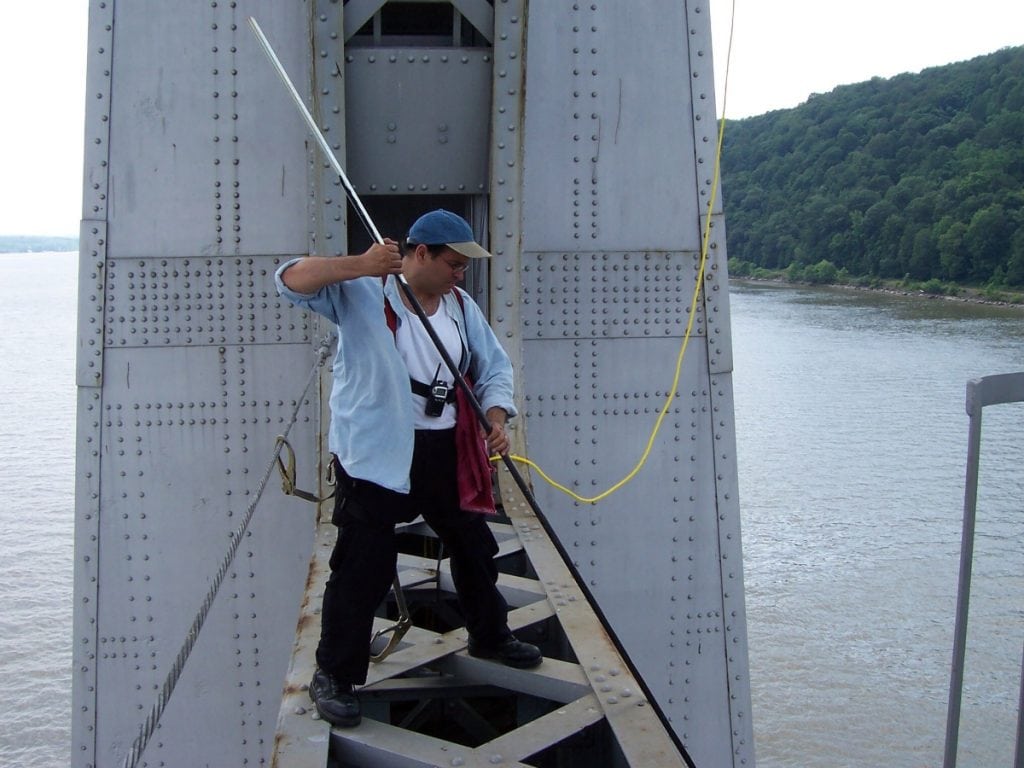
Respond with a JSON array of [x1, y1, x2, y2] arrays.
[[273, 486, 692, 768]]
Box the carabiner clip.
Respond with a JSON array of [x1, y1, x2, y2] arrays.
[[370, 574, 413, 662], [275, 436, 335, 503]]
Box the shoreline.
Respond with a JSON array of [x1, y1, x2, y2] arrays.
[[731, 276, 1024, 313]]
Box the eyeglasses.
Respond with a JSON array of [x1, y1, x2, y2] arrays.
[[442, 258, 469, 276]]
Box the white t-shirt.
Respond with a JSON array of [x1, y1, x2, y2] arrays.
[[395, 301, 464, 430]]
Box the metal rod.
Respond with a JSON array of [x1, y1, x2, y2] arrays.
[[247, 17, 382, 245], [942, 402, 982, 768], [1016, 640, 1024, 768], [249, 20, 694, 764], [943, 372, 1024, 768]]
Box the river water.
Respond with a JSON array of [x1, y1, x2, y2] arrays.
[[731, 280, 1023, 768], [0, 253, 1020, 766]]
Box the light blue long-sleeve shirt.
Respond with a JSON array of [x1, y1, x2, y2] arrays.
[[275, 260, 517, 493]]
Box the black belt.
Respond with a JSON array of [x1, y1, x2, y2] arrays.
[[410, 377, 457, 404]]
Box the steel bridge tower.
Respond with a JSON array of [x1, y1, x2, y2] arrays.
[[73, 2, 753, 766]]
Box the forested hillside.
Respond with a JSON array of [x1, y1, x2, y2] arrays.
[[721, 46, 1024, 288]]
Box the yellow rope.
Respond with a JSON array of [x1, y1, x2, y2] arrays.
[[495, 1, 737, 505]]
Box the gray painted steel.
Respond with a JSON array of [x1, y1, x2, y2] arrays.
[[511, 3, 753, 765], [943, 372, 1024, 768], [74, 1, 754, 766], [74, 3, 322, 766], [344, 50, 492, 195]]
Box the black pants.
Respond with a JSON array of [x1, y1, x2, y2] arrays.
[[316, 428, 511, 684]]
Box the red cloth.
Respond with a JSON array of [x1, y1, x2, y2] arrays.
[[455, 381, 497, 515]]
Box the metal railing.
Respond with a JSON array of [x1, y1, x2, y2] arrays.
[[943, 371, 1024, 768]]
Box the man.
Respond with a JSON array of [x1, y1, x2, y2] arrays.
[[275, 209, 542, 728]]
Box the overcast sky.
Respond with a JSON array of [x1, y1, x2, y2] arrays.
[[0, 0, 1021, 237], [711, 0, 1024, 119]]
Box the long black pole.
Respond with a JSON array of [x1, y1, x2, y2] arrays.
[[249, 18, 695, 766]]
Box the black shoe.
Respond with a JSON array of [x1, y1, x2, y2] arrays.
[[468, 636, 543, 669], [309, 668, 361, 727]]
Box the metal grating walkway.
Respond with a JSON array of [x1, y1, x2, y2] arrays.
[[273, 464, 692, 767]]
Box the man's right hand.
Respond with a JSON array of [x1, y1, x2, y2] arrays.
[[279, 239, 403, 294], [359, 239, 403, 277]]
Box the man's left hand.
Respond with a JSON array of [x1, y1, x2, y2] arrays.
[[482, 409, 510, 456]]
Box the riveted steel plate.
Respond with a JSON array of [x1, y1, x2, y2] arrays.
[[344, 49, 492, 195], [513, 1, 754, 765], [520, 2, 699, 252], [519, 251, 706, 341], [102, 254, 311, 349], [89, 341, 319, 767], [104, 4, 311, 258]]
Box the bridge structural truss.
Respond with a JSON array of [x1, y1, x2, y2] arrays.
[[274, 462, 694, 767]]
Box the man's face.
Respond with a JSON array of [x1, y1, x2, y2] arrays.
[[427, 246, 469, 293]]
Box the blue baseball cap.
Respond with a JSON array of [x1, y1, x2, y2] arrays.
[[406, 209, 492, 259]]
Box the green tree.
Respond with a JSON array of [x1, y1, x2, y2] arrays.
[[965, 204, 1013, 281], [719, 45, 1024, 288], [908, 229, 939, 280], [804, 259, 839, 284], [1005, 229, 1024, 286], [937, 220, 970, 281]]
